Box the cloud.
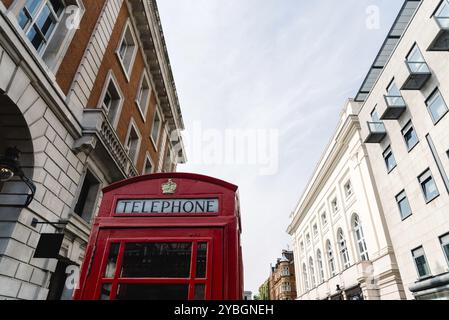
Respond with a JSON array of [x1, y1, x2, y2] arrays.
[[157, 0, 404, 294]]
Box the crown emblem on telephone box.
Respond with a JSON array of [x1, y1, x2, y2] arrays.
[[162, 179, 177, 194]]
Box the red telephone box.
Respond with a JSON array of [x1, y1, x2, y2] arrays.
[[73, 173, 243, 300]]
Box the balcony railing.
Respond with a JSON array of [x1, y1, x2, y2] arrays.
[[380, 95, 407, 120], [75, 109, 138, 181], [364, 122, 387, 144], [401, 61, 431, 90], [429, 16, 449, 51]]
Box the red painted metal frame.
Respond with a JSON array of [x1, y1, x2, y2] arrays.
[[74, 173, 243, 300]]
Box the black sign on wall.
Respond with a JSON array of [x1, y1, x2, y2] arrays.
[[34, 233, 65, 259]]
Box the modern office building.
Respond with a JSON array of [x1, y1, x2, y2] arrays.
[[0, 0, 185, 300], [355, 0, 449, 300], [287, 101, 405, 300]]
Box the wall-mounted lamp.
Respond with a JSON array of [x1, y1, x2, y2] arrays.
[[0, 147, 36, 207]]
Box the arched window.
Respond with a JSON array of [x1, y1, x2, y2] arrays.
[[309, 257, 316, 288], [302, 263, 309, 292], [316, 249, 325, 283], [326, 240, 336, 277], [353, 214, 369, 261], [338, 229, 351, 269]]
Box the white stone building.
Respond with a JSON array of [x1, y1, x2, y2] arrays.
[[356, 0, 449, 299], [287, 100, 405, 300]]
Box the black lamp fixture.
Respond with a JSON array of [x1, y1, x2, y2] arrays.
[[0, 147, 36, 207]]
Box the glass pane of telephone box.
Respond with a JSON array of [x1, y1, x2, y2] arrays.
[[116, 284, 189, 300], [120, 243, 192, 278]]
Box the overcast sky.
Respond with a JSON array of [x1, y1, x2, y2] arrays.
[[157, 0, 404, 294]]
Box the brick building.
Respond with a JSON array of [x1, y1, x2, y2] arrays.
[[268, 250, 297, 300], [0, 0, 185, 300]]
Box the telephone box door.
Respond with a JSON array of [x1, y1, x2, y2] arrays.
[[81, 227, 223, 300]]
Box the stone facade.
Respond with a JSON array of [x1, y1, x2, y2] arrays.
[[288, 101, 405, 300], [0, 0, 185, 300]]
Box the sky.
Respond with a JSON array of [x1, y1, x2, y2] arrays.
[[157, 0, 404, 294]]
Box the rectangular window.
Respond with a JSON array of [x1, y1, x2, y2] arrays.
[[142, 155, 153, 175], [331, 198, 338, 213], [117, 21, 138, 79], [440, 233, 449, 266], [426, 89, 448, 124], [313, 223, 318, 237], [74, 169, 100, 223], [125, 122, 141, 164], [100, 72, 123, 127], [406, 44, 430, 73], [395, 190, 412, 220], [344, 181, 353, 198], [412, 247, 431, 279], [150, 109, 162, 147], [418, 169, 440, 203], [402, 121, 419, 151], [136, 72, 151, 119], [383, 146, 397, 173], [371, 108, 380, 122], [321, 212, 327, 226], [18, 0, 65, 53]]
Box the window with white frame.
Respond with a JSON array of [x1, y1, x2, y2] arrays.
[[326, 240, 336, 277], [150, 107, 162, 147], [136, 71, 151, 119], [300, 241, 305, 254], [440, 233, 449, 266], [436, 0, 449, 28], [412, 246, 431, 279], [124, 121, 141, 165], [15, 0, 83, 70], [331, 197, 338, 213], [418, 169, 440, 203], [281, 282, 291, 293], [406, 44, 430, 74], [426, 88, 448, 124], [302, 263, 309, 292], [117, 21, 137, 79], [321, 211, 328, 226], [99, 72, 123, 127], [383, 145, 397, 173], [396, 190, 412, 220], [338, 229, 351, 269], [313, 223, 318, 238], [402, 120, 419, 152], [309, 257, 316, 288], [281, 266, 290, 276], [316, 250, 325, 284], [306, 233, 311, 246], [353, 214, 369, 261], [344, 180, 353, 198], [142, 154, 153, 175]]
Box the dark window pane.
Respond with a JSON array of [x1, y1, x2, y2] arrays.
[[104, 243, 120, 278], [443, 244, 449, 263], [36, 5, 56, 39], [116, 284, 189, 300], [422, 177, 439, 201], [100, 283, 112, 300], [121, 242, 192, 278], [194, 284, 205, 300], [27, 25, 45, 50], [49, 0, 64, 16], [415, 256, 429, 277], [196, 243, 207, 278]]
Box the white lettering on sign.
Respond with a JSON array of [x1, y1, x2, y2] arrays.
[[115, 199, 219, 214]]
